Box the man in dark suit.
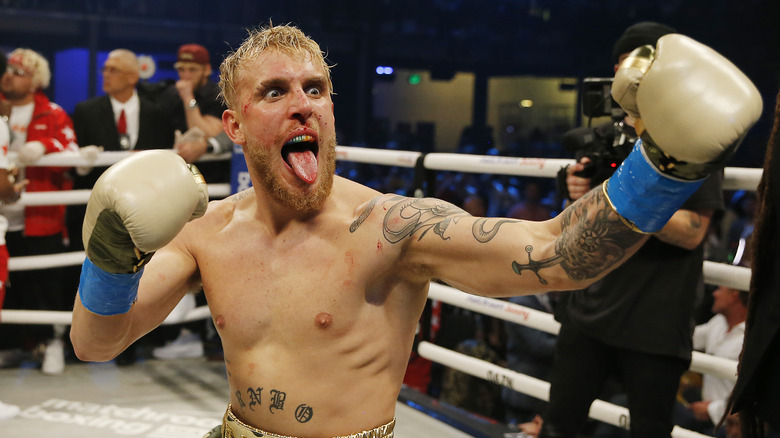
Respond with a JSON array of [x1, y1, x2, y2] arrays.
[[72, 48, 173, 157], [67, 49, 174, 365]]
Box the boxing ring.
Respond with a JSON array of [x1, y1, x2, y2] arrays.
[[0, 147, 758, 437]]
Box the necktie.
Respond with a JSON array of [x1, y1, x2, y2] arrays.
[[117, 109, 127, 135], [117, 109, 130, 149]]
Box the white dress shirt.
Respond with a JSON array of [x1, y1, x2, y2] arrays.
[[109, 91, 140, 150], [692, 314, 745, 423]]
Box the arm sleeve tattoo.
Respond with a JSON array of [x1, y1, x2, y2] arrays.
[[351, 192, 642, 285]]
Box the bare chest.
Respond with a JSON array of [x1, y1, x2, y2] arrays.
[[195, 225, 412, 348]]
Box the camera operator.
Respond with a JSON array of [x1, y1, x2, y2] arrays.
[[540, 22, 726, 438]]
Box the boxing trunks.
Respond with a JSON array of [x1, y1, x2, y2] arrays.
[[203, 404, 395, 438]]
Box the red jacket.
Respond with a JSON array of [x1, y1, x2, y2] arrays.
[[21, 92, 77, 236]]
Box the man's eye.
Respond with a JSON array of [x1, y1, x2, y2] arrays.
[[306, 86, 321, 96], [265, 89, 282, 99]]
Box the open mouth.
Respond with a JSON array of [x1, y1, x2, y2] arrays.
[[282, 134, 319, 184]]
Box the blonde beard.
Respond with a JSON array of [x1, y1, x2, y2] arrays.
[[248, 139, 337, 213]]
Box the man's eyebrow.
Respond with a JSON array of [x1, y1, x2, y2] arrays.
[[258, 78, 287, 89]]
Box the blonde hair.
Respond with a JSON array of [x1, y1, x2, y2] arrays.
[[8, 48, 51, 90], [219, 23, 333, 110]]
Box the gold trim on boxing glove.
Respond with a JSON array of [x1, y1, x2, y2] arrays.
[[619, 44, 656, 72], [601, 181, 648, 234], [189, 164, 206, 185]]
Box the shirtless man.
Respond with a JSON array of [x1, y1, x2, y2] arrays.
[[70, 24, 761, 438]]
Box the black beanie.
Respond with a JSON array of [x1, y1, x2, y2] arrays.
[[612, 21, 676, 64]]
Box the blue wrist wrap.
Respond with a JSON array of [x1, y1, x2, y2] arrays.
[[79, 258, 142, 316], [605, 140, 704, 233]]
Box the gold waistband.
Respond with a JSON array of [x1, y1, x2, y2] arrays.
[[220, 404, 395, 438]]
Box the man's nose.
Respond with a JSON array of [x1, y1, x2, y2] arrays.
[[289, 89, 313, 120]]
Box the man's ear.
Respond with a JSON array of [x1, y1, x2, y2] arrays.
[[222, 110, 245, 145]]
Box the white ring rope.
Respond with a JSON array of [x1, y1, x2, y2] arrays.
[[336, 146, 421, 167], [18, 184, 230, 206], [17, 146, 760, 190], [424, 153, 575, 178], [11, 150, 231, 167], [702, 261, 752, 292], [0, 305, 210, 326], [428, 282, 738, 381], [417, 341, 711, 438]]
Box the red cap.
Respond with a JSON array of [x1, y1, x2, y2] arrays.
[[176, 44, 210, 65]]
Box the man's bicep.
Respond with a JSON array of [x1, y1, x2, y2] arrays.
[[406, 211, 562, 296]]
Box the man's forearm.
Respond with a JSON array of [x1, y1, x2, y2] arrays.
[[71, 295, 134, 362]]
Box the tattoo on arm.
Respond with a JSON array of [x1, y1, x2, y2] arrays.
[[687, 211, 703, 230], [553, 188, 643, 281], [512, 245, 561, 285], [382, 197, 470, 243], [472, 218, 520, 243]]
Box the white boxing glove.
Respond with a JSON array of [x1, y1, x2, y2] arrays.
[[605, 34, 762, 233], [17, 140, 46, 164], [78, 150, 208, 315], [612, 33, 762, 173]]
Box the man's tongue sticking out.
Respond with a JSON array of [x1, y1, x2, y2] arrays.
[[288, 149, 318, 184]]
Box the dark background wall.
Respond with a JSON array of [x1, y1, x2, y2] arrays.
[[1, 0, 777, 166]]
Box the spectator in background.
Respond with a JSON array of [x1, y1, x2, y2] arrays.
[[675, 285, 748, 436], [0, 47, 78, 375], [68, 48, 174, 365], [507, 181, 552, 222], [0, 49, 28, 422], [540, 22, 725, 438], [161, 43, 231, 182], [462, 193, 487, 217]]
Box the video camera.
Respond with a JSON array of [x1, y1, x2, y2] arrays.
[[561, 78, 635, 188]]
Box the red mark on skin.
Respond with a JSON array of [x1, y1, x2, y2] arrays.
[[315, 312, 333, 329], [345, 251, 355, 273], [377, 240, 383, 253], [215, 314, 226, 329], [248, 363, 256, 376], [242, 103, 250, 114]]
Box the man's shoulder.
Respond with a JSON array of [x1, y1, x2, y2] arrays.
[[74, 95, 109, 112], [183, 196, 237, 237]]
